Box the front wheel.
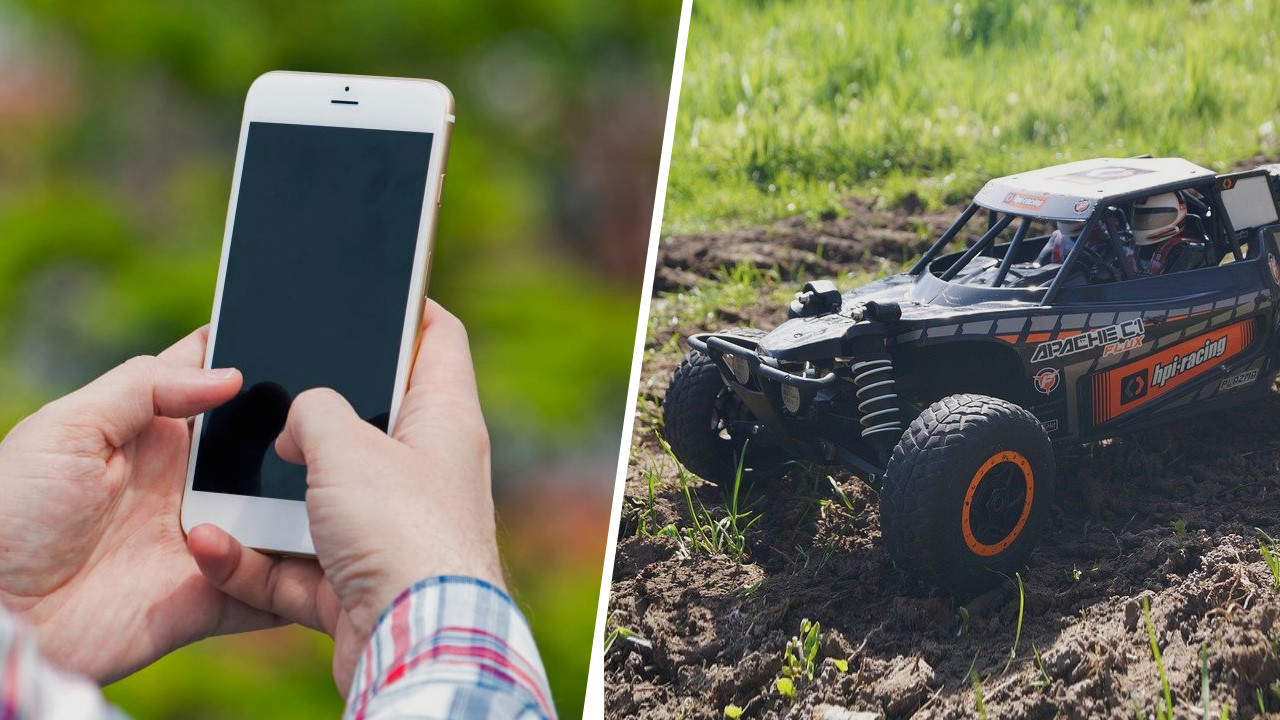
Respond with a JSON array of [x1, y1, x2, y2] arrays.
[[662, 348, 786, 484], [879, 393, 1055, 598]]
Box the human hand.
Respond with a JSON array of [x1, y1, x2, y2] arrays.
[[0, 328, 287, 683], [188, 300, 504, 693]]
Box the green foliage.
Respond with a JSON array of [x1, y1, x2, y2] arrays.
[[628, 453, 668, 539], [1173, 519, 1188, 536], [971, 670, 988, 720], [780, 618, 822, 684], [603, 626, 651, 655], [1004, 572, 1025, 673], [668, 0, 1280, 233], [648, 261, 786, 339], [1258, 528, 1280, 591], [774, 677, 795, 700], [724, 703, 744, 719], [1143, 596, 1174, 720], [663, 437, 759, 559], [1032, 643, 1051, 692], [955, 605, 970, 638]]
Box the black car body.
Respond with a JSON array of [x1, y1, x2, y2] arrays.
[[689, 157, 1280, 477]]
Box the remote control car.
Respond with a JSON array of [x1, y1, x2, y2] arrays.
[[664, 157, 1280, 596]]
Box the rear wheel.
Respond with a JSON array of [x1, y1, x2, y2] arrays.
[[879, 393, 1055, 598], [662, 348, 786, 483]]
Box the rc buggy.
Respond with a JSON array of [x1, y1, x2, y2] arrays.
[[663, 157, 1280, 596]]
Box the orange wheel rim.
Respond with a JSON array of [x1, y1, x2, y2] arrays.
[[961, 450, 1034, 557]]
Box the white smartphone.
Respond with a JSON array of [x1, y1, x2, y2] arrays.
[[180, 71, 453, 555]]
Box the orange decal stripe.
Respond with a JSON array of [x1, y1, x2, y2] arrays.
[[1092, 318, 1257, 425]]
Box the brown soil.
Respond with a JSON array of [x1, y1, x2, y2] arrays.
[[607, 201, 1280, 719]]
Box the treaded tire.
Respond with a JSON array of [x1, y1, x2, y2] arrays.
[[662, 348, 783, 484], [880, 393, 1055, 598]]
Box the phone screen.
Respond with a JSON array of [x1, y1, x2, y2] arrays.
[[192, 121, 434, 501]]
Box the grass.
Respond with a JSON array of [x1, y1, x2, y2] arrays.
[[667, 0, 1280, 234], [627, 453, 666, 538], [1142, 596, 1174, 720], [1003, 572, 1025, 674], [1258, 527, 1280, 591], [603, 626, 651, 655], [1032, 643, 1051, 692], [646, 261, 790, 342], [972, 672, 989, 720], [661, 437, 759, 559]]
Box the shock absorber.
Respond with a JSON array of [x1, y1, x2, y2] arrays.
[[850, 352, 902, 440]]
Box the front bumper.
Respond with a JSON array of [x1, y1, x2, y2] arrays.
[[688, 332, 887, 477]]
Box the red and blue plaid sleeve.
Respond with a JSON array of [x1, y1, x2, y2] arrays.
[[0, 606, 128, 720], [342, 576, 556, 720]]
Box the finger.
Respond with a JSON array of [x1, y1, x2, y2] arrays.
[[157, 325, 212, 369], [187, 524, 333, 634], [394, 301, 484, 446], [408, 301, 479, 400], [274, 387, 378, 467], [64, 356, 242, 448]]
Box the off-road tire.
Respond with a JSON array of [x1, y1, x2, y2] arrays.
[[662, 348, 783, 484], [880, 393, 1055, 598]]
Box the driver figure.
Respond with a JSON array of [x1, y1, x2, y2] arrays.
[[1038, 191, 1191, 279], [1130, 191, 1189, 275]]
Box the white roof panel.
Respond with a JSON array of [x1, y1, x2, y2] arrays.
[[973, 157, 1216, 220]]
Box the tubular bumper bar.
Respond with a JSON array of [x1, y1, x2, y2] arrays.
[[689, 334, 840, 388]]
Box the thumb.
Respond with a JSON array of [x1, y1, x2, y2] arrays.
[[58, 355, 242, 448], [274, 387, 384, 471]]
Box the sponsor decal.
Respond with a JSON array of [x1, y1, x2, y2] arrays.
[[1053, 165, 1154, 186], [1119, 369, 1148, 405], [1073, 199, 1091, 213], [1269, 252, 1280, 286], [1030, 318, 1145, 363], [1102, 335, 1144, 356], [1092, 319, 1256, 424], [1151, 335, 1227, 389], [1041, 419, 1059, 433], [1003, 191, 1048, 210], [1219, 368, 1261, 392], [1033, 367, 1060, 395]]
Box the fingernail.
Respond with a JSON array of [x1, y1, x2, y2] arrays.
[[205, 367, 239, 380]]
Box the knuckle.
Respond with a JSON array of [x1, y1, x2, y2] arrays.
[[293, 387, 344, 412], [122, 354, 158, 373]]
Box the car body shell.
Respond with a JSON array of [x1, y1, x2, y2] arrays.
[[690, 157, 1280, 476]]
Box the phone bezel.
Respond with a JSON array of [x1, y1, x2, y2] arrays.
[[180, 71, 453, 555]]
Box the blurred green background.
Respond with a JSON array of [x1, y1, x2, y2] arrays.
[[668, 0, 1280, 234], [0, 1, 679, 718]]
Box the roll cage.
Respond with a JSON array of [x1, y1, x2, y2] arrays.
[[906, 172, 1258, 305]]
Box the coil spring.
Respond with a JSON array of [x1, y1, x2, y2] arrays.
[[850, 357, 902, 440]]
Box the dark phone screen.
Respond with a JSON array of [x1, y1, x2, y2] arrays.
[[192, 121, 434, 501]]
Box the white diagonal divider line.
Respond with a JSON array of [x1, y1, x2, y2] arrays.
[[583, 0, 693, 715]]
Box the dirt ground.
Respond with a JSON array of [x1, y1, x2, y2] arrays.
[[606, 196, 1280, 719]]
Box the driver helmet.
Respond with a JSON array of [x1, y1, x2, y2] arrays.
[[1132, 192, 1186, 245], [1055, 220, 1085, 238]]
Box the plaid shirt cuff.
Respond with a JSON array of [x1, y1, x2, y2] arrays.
[[342, 576, 556, 720], [0, 606, 128, 720]]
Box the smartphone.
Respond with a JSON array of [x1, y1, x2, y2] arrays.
[[180, 71, 453, 555]]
